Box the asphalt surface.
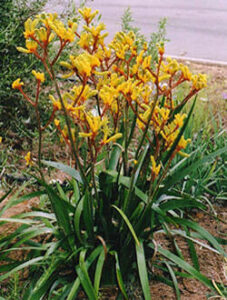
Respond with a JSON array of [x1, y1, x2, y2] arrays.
[[44, 0, 227, 62]]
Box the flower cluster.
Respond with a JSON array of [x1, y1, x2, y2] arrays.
[[13, 7, 207, 180]]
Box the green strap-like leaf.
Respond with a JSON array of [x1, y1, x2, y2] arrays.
[[74, 197, 84, 244], [114, 251, 129, 300], [0, 189, 12, 203], [67, 246, 103, 300], [163, 146, 227, 192], [184, 226, 200, 271], [164, 262, 181, 300], [150, 243, 217, 291], [0, 217, 37, 225], [83, 191, 94, 239], [171, 217, 226, 257], [94, 249, 106, 294], [0, 257, 44, 282], [135, 241, 152, 300], [27, 259, 62, 300], [112, 205, 140, 246], [159, 199, 206, 212], [0, 190, 45, 217], [76, 250, 98, 300], [42, 160, 83, 183]]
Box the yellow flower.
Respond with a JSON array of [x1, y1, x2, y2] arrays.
[[84, 22, 106, 37], [17, 40, 38, 54], [192, 73, 207, 90], [68, 85, 97, 105], [162, 57, 180, 75], [79, 132, 92, 138], [99, 85, 118, 107], [68, 20, 78, 32], [35, 27, 48, 42], [0, 137, 2, 143], [49, 95, 61, 110], [54, 119, 60, 127], [32, 70, 45, 83], [25, 151, 32, 166], [180, 64, 192, 81], [142, 56, 152, 69], [24, 18, 39, 38], [12, 78, 24, 89], [49, 19, 75, 42], [78, 7, 99, 24], [177, 136, 191, 150], [174, 113, 187, 128], [158, 45, 165, 55], [102, 133, 122, 145], [78, 32, 92, 49], [69, 53, 100, 77], [150, 155, 161, 177]]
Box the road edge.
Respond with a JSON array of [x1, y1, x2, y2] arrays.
[[164, 55, 227, 68]]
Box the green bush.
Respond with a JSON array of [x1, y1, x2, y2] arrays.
[[0, 0, 46, 134]]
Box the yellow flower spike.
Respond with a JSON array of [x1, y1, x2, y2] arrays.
[[25, 151, 32, 166], [78, 32, 92, 49], [38, 12, 58, 28], [192, 73, 207, 90], [12, 78, 24, 89], [150, 155, 161, 177], [141, 86, 152, 104], [180, 64, 192, 81], [99, 85, 118, 107], [0, 137, 2, 143], [24, 18, 39, 38], [68, 20, 78, 33], [102, 133, 122, 145], [54, 119, 60, 127], [174, 113, 187, 128], [49, 95, 61, 110], [163, 57, 180, 75], [60, 61, 72, 69], [103, 46, 111, 59], [159, 107, 170, 122], [159, 74, 171, 82], [78, 7, 99, 24], [35, 27, 48, 42], [70, 84, 97, 104], [32, 70, 45, 83], [48, 18, 75, 42], [84, 23, 106, 38], [177, 136, 191, 150], [79, 132, 93, 138], [136, 50, 145, 65], [17, 39, 38, 54], [142, 56, 152, 69], [178, 151, 190, 158], [158, 45, 165, 55], [71, 52, 100, 77]]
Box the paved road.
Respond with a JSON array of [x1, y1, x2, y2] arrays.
[[44, 0, 227, 62]]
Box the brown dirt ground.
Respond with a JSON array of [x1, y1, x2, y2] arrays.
[[0, 62, 226, 299]]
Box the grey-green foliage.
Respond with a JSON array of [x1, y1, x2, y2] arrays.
[[121, 7, 146, 41], [121, 7, 169, 63], [148, 17, 169, 62]]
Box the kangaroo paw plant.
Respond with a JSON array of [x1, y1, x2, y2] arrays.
[[0, 7, 226, 300]]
